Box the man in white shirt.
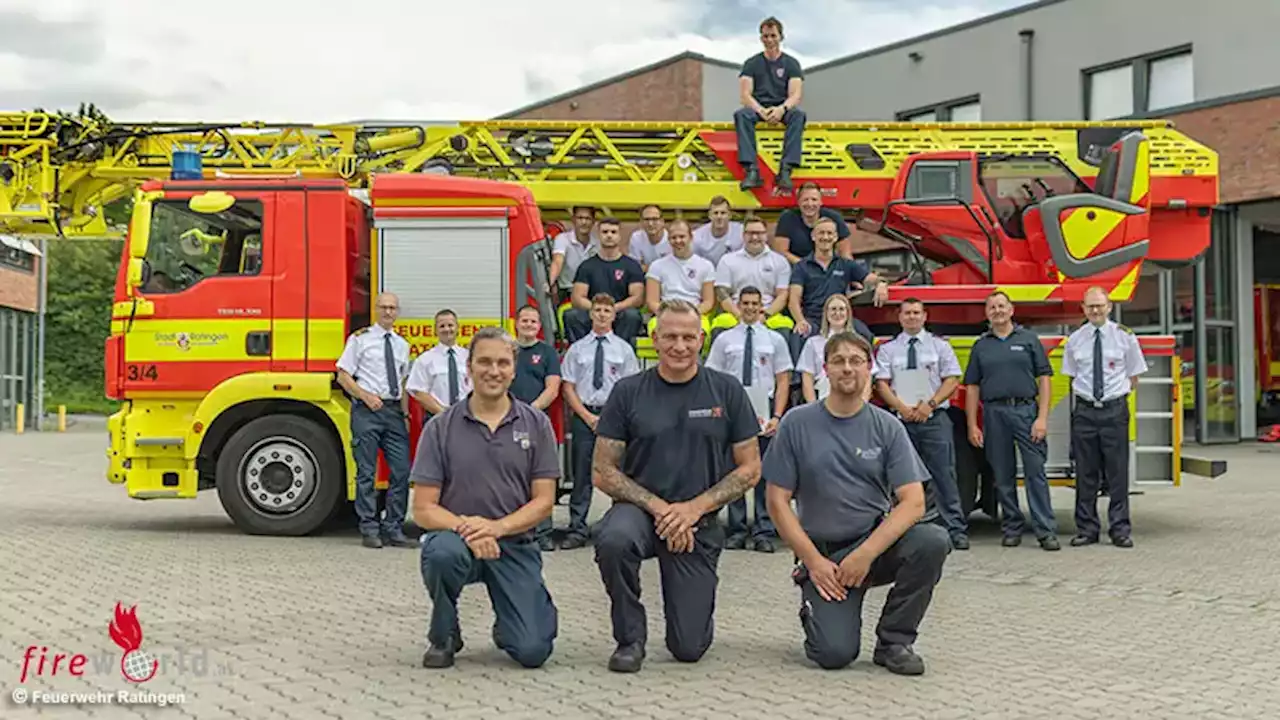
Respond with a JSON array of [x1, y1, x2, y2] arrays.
[[711, 216, 794, 342], [873, 298, 968, 550], [692, 196, 745, 266], [334, 292, 416, 549], [626, 204, 671, 271], [407, 309, 473, 419], [704, 286, 792, 552], [1061, 286, 1148, 549], [645, 219, 715, 337], [561, 294, 641, 549], [549, 206, 600, 295]]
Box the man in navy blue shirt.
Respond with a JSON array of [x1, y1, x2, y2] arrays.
[[787, 217, 887, 345], [773, 182, 853, 263], [735, 16, 806, 192]]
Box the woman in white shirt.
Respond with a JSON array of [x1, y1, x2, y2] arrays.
[[796, 293, 872, 403]]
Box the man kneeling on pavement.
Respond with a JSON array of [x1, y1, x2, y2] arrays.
[[764, 331, 951, 674]]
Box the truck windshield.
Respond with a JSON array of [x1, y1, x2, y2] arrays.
[[139, 199, 264, 294], [978, 157, 1090, 239]]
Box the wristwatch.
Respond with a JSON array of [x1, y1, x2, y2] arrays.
[[927, 398, 938, 408]]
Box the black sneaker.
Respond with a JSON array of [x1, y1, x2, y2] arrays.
[[537, 537, 556, 552], [559, 534, 587, 550], [951, 535, 970, 551], [873, 645, 925, 676], [385, 535, 417, 548], [752, 537, 777, 553], [1110, 535, 1134, 548], [1001, 534, 1022, 547], [1070, 534, 1099, 547], [362, 535, 383, 549], [607, 643, 645, 673], [1038, 535, 1061, 552], [422, 634, 464, 669]]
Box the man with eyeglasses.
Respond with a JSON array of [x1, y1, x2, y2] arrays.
[[764, 331, 950, 674], [335, 293, 417, 549], [1061, 286, 1147, 548]]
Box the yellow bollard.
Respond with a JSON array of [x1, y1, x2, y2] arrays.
[[58, 405, 67, 432], [15, 403, 24, 434]]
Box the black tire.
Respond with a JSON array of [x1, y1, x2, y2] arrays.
[[216, 414, 344, 536]]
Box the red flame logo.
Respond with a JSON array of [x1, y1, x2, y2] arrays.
[[108, 603, 158, 684]]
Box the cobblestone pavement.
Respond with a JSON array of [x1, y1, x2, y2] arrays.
[[2, 425, 1278, 719]]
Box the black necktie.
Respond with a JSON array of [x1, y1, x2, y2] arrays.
[[447, 347, 460, 404], [383, 333, 399, 400], [593, 337, 606, 390], [1092, 328, 1104, 401], [742, 326, 754, 386], [907, 337, 918, 370]]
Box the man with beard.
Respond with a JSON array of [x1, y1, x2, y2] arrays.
[[764, 331, 950, 675], [411, 327, 561, 670]]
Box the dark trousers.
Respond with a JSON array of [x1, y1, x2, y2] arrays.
[[728, 435, 777, 540], [594, 503, 725, 662], [734, 107, 807, 168], [983, 402, 1057, 539], [903, 412, 967, 540], [351, 402, 412, 539], [1070, 398, 1132, 539], [797, 523, 950, 670], [567, 409, 602, 539], [420, 530, 558, 668], [564, 308, 642, 345]]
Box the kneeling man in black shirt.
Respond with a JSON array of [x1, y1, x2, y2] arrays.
[[591, 299, 762, 673], [764, 331, 951, 675], [410, 327, 562, 670]]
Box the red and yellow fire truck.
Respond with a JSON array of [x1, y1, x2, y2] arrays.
[[0, 112, 1216, 535]]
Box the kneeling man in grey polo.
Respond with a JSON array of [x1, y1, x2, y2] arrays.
[[764, 331, 951, 675], [409, 326, 561, 670]]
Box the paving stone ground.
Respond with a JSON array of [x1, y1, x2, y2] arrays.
[[2, 422, 1278, 719]]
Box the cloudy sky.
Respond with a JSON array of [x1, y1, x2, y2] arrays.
[[3, 0, 1028, 122]]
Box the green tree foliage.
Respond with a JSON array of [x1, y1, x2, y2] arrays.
[[43, 199, 130, 413]]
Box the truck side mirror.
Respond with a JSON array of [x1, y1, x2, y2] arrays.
[[127, 257, 148, 288]]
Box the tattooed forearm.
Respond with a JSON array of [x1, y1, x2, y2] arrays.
[[698, 438, 761, 510], [592, 438, 661, 509]]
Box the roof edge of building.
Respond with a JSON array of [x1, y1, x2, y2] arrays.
[[806, 0, 1069, 73], [494, 51, 738, 119]]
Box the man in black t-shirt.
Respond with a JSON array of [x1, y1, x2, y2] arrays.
[[591, 299, 762, 673], [773, 182, 852, 263], [564, 217, 645, 344], [512, 304, 564, 551], [735, 16, 807, 192]]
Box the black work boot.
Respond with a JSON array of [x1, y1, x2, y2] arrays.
[[607, 643, 645, 673], [740, 165, 762, 190], [775, 165, 794, 191], [422, 633, 464, 669], [873, 645, 926, 676]]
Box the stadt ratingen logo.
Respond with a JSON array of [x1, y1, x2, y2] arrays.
[[109, 604, 159, 684]]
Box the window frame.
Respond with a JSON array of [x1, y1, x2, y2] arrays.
[[1081, 44, 1193, 119], [896, 94, 982, 123], [140, 198, 266, 295], [0, 245, 36, 274]]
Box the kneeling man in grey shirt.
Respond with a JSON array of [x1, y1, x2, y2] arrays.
[[764, 331, 951, 675]]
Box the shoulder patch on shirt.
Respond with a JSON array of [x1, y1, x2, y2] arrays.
[[353, 327, 370, 336], [1118, 323, 1135, 335]]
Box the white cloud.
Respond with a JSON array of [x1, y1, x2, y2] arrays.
[[0, 0, 1024, 122]]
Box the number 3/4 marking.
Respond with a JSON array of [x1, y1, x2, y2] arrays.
[[127, 364, 159, 381]]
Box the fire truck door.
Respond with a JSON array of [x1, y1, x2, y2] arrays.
[[124, 191, 275, 394]]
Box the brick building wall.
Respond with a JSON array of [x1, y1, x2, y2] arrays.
[[0, 263, 38, 313], [503, 56, 704, 122], [1167, 94, 1280, 204]]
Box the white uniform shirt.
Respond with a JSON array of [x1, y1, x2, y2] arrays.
[[646, 253, 716, 305], [873, 329, 963, 409], [627, 229, 671, 268], [714, 246, 791, 307], [336, 324, 411, 398], [705, 322, 793, 401], [406, 342, 472, 408], [1061, 320, 1148, 403], [552, 230, 599, 290], [692, 221, 745, 266], [797, 332, 879, 389], [562, 331, 640, 407]]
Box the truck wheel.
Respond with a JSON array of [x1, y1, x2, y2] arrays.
[[216, 415, 344, 536]]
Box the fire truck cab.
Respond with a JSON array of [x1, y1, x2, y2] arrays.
[[106, 174, 557, 535]]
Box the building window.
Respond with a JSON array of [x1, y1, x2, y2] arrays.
[[1083, 46, 1193, 119], [897, 96, 981, 122], [0, 240, 36, 273]]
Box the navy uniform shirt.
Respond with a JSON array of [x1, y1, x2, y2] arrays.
[[962, 325, 1053, 401], [739, 51, 804, 108], [574, 255, 645, 304], [789, 254, 870, 327], [774, 208, 850, 259], [409, 395, 561, 531], [512, 340, 561, 406], [595, 367, 760, 504]]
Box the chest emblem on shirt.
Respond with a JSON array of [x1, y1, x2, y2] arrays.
[[614, 269, 624, 280], [689, 406, 724, 419], [686, 268, 696, 279], [1011, 345, 1026, 352], [512, 430, 530, 450], [775, 67, 785, 77], [855, 447, 882, 460], [531, 354, 542, 364]]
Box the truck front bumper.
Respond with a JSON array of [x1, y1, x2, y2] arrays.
[[106, 400, 200, 499]]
